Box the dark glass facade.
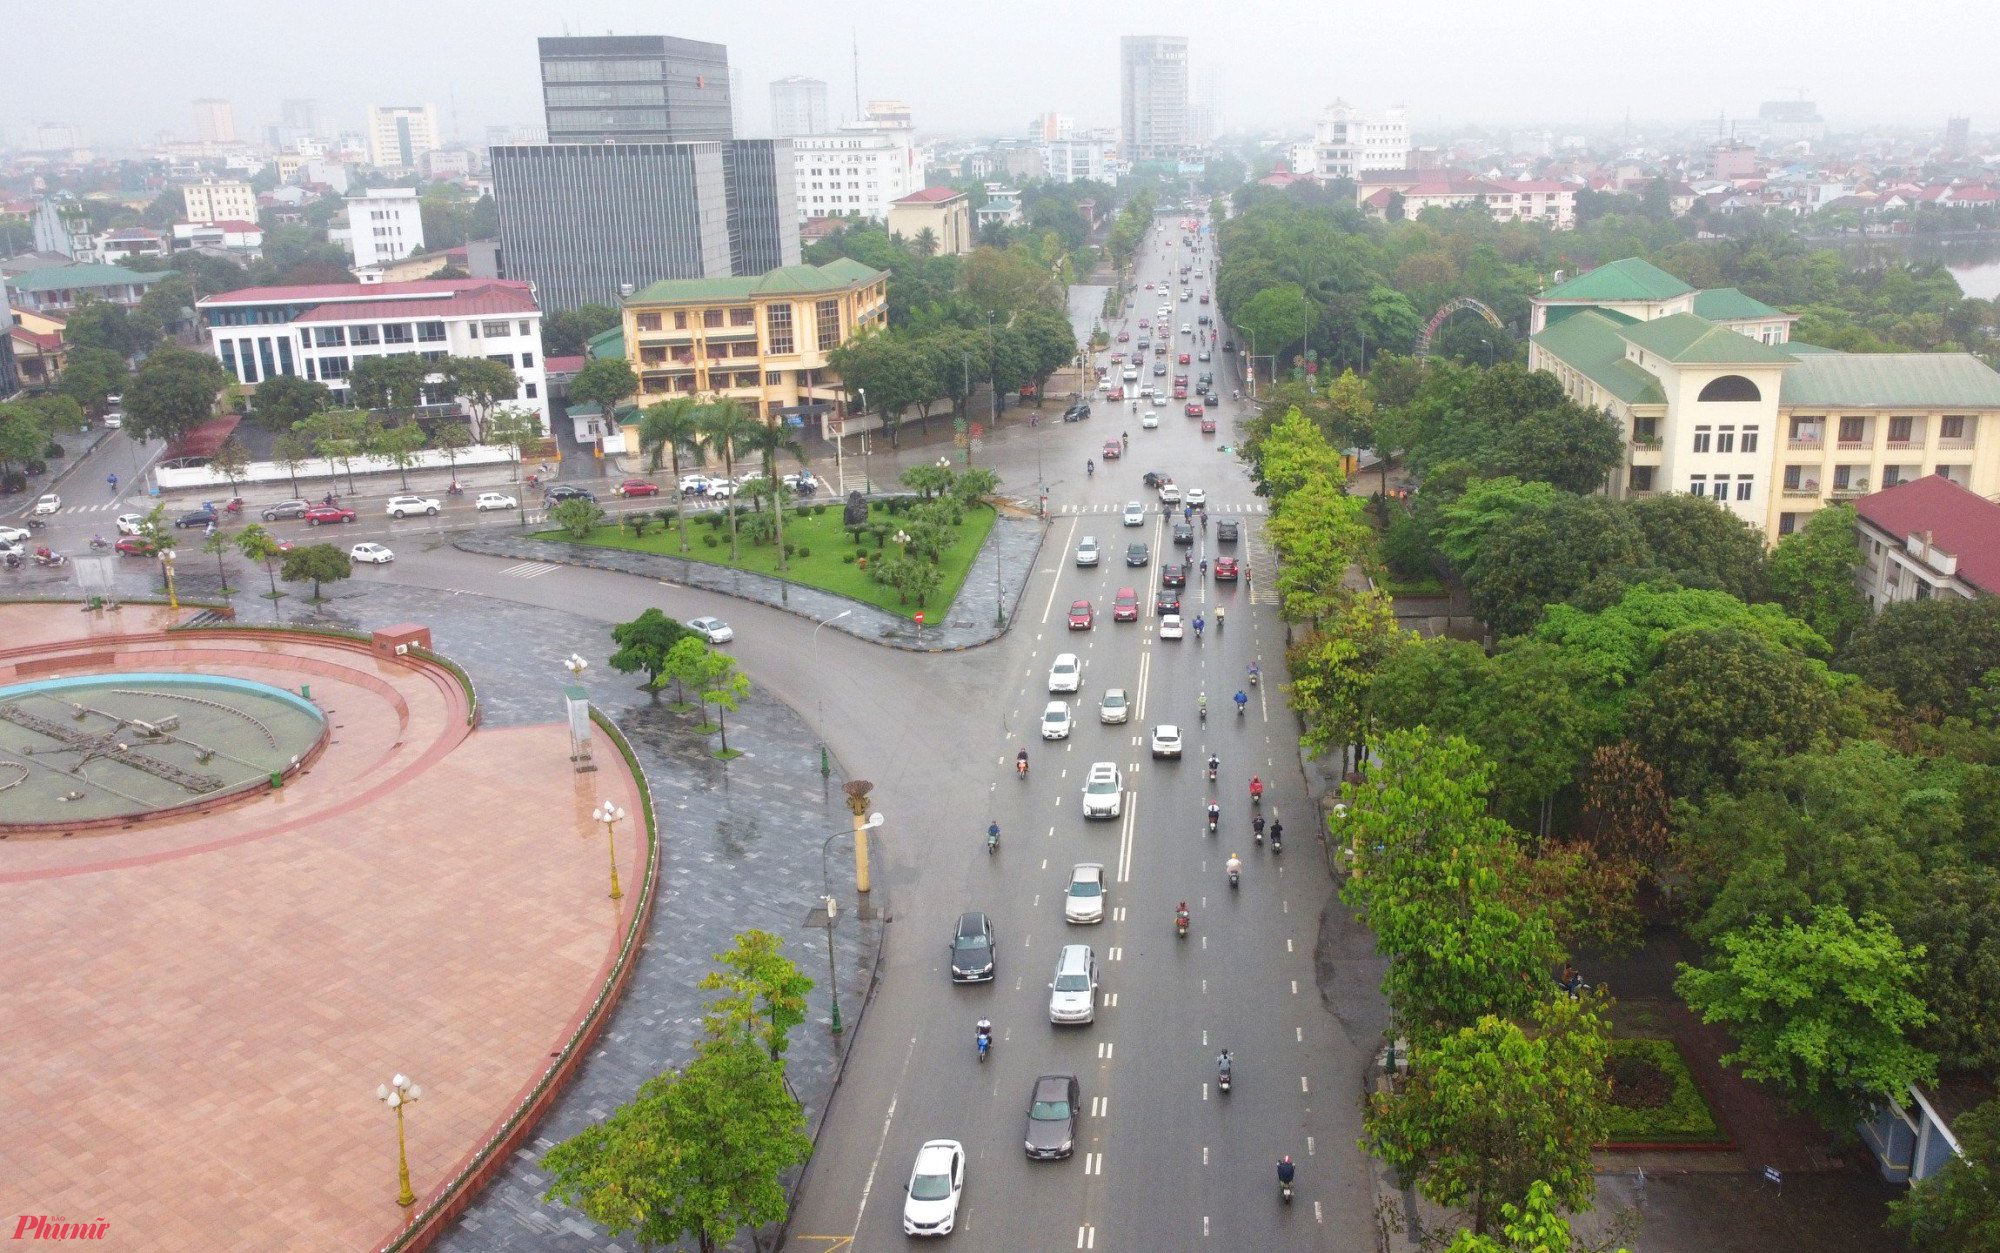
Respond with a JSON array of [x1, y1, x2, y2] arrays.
[[721, 140, 801, 276], [538, 36, 732, 144]]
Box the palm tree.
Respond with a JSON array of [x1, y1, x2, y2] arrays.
[[912, 227, 939, 259], [737, 417, 809, 571], [639, 397, 705, 553], [698, 398, 759, 562]]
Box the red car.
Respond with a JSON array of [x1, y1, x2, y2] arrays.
[[114, 536, 161, 556], [1068, 599, 1094, 630], [1108, 386, 1124, 401], [1178, 353, 1191, 364], [1201, 417, 1218, 434], [1185, 402, 1204, 417], [617, 478, 661, 497], [1117, 330, 1130, 342], [1174, 386, 1187, 400], [1200, 292, 1211, 303], [302, 505, 357, 525], [1138, 318, 1150, 328], [1102, 440, 1121, 461], [1214, 556, 1239, 581], [1113, 588, 1139, 622]]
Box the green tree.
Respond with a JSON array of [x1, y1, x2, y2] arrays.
[[540, 1037, 809, 1253], [1012, 305, 1079, 405], [699, 399, 759, 561], [372, 420, 428, 491], [541, 303, 620, 358], [1288, 591, 1408, 760], [1366, 997, 1610, 1235], [250, 372, 332, 434], [443, 355, 524, 440], [0, 403, 47, 475], [1840, 596, 2000, 721], [638, 398, 706, 553], [551, 497, 605, 537], [279, 542, 352, 601], [1236, 283, 1313, 366], [899, 463, 953, 500], [210, 435, 250, 497], [1466, 494, 1650, 639], [656, 634, 712, 706], [567, 356, 638, 419], [271, 430, 315, 497], [124, 345, 226, 447], [1768, 502, 1868, 649], [299, 408, 369, 493], [1628, 491, 1768, 600], [56, 345, 129, 419], [1901, 867, 2000, 1072], [430, 421, 472, 478], [235, 523, 284, 601], [1442, 1180, 1627, 1253], [1432, 477, 1561, 571], [200, 526, 236, 593], [694, 647, 752, 755], [63, 296, 141, 356], [1888, 1096, 2000, 1251], [486, 406, 544, 478], [1677, 906, 1934, 1131], [345, 353, 432, 414], [736, 418, 807, 570], [697, 930, 815, 1059], [1627, 626, 1841, 796], [608, 608, 695, 695]]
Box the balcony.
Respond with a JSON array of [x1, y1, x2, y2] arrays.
[[1787, 436, 1823, 450], [1830, 478, 1871, 499], [1939, 437, 1977, 450], [1782, 485, 1822, 498], [1629, 435, 1662, 451], [1836, 439, 1870, 450], [1885, 439, 1917, 450]]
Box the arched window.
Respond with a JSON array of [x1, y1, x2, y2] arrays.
[[1698, 374, 1761, 402]]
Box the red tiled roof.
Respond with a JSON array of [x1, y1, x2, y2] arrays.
[[200, 278, 532, 307], [1854, 474, 2000, 595], [894, 186, 965, 205], [9, 325, 63, 352], [543, 355, 586, 374], [288, 283, 538, 323]]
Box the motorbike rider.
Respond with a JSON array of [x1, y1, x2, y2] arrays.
[[1216, 1048, 1233, 1080], [1253, 813, 1266, 841], [976, 1018, 992, 1054], [1250, 776, 1264, 803], [1234, 689, 1249, 715], [1207, 752, 1220, 780], [1269, 818, 1284, 851], [1086, 458, 1095, 478], [1176, 901, 1190, 930], [1215, 604, 1224, 628], [1199, 693, 1208, 720], [1206, 798, 1221, 829], [1226, 851, 1242, 880], [1247, 660, 1261, 685], [1016, 748, 1029, 776], [1278, 1156, 1296, 1189]]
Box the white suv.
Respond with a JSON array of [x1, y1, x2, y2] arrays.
[[1048, 944, 1098, 1025], [385, 495, 440, 518], [1048, 653, 1081, 693], [1081, 762, 1122, 819]]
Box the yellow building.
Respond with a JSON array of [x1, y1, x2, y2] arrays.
[[886, 186, 974, 256], [619, 258, 888, 431]]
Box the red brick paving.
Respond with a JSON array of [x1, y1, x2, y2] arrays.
[[0, 606, 647, 1251]]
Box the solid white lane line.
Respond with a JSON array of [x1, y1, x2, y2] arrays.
[[851, 1033, 920, 1238]]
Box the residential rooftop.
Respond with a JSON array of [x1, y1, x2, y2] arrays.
[[1854, 474, 2000, 595], [624, 257, 886, 305]]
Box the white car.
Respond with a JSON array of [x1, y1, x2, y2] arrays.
[[1141, 413, 1159, 429], [678, 474, 714, 494], [1064, 862, 1107, 924], [1096, 377, 1111, 393], [385, 495, 440, 518], [1122, 367, 1139, 383], [1180, 323, 1192, 335], [32, 493, 61, 515], [1159, 614, 1184, 640], [103, 412, 123, 428], [1081, 761, 1123, 818], [1099, 688, 1130, 724], [1150, 724, 1183, 758], [1122, 502, 1145, 527], [704, 480, 736, 499], [350, 542, 394, 564], [687, 615, 734, 643], [1041, 700, 1073, 740], [475, 492, 517, 511], [1048, 653, 1081, 693], [1074, 536, 1099, 567], [1048, 944, 1098, 1025], [1158, 483, 1182, 504], [1185, 487, 1208, 507], [0, 525, 31, 545], [902, 1139, 966, 1237]]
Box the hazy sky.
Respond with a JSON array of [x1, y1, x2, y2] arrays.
[[6, 0, 1995, 147]]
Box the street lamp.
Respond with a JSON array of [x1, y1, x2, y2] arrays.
[[376, 1073, 423, 1207], [157, 549, 177, 610], [812, 610, 853, 778], [819, 811, 883, 1034], [591, 800, 627, 900], [856, 387, 871, 495]]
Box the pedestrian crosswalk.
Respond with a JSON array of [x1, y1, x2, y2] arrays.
[[498, 561, 562, 580], [59, 501, 125, 514], [1058, 501, 1265, 516]]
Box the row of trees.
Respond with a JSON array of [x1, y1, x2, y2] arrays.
[[826, 307, 1076, 445]]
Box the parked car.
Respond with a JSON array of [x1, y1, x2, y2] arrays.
[[475, 492, 517, 511], [385, 495, 440, 518], [349, 542, 394, 564], [260, 500, 309, 522], [686, 616, 734, 643], [302, 505, 357, 525], [615, 478, 661, 497]]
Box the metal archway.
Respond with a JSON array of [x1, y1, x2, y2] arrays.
[[1416, 297, 1505, 360]]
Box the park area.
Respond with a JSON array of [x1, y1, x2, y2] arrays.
[[543, 491, 997, 621]]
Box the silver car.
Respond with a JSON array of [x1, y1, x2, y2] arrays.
[[1048, 944, 1098, 1024], [1064, 863, 1106, 924], [1075, 536, 1100, 567], [1099, 688, 1130, 724]]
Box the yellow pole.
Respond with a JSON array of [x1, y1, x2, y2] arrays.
[[844, 783, 873, 895], [604, 814, 624, 901], [164, 558, 178, 610], [394, 1102, 415, 1207]]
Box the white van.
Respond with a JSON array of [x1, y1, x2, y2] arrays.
[[1048, 944, 1098, 1024]]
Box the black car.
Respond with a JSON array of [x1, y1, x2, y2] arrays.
[[950, 911, 996, 983], [1216, 518, 1240, 543], [1025, 1074, 1080, 1160], [1223, 341, 1236, 352], [543, 485, 597, 505], [1172, 522, 1194, 546], [1161, 564, 1186, 589], [174, 507, 217, 529], [1125, 542, 1149, 567], [1063, 402, 1091, 422], [261, 499, 309, 521], [1155, 589, 1182, 616], [1152, 362, 1167, 375], [1142, 471, 1173, 488]]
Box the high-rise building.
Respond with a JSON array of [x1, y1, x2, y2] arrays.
[[538, 35, 732, 144], [770, 76, 830, 139], [1757, 100, 1825, 144], [492, 142, 732, 310], [367, 104, 441, 171], [192, 98, 236, 144], [1945, 116, 1972, 157], [1313, 100, 1409, 181], [344, 188, 427, 270], [32, 123, 89, 152], [790, 103, 924, 223], [0, 274, 17, 399], [722, 139, 800, 275], [1119, 36, 1189, 162], [281, 99, 322, 138]]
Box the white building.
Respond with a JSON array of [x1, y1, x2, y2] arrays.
[[1314, 100, 1409, 182], [173, 219, 265, 257], [790, 119, 924, 223], [1120, 35, 1190, 161], [366, 104, 441, 172], [196, 278, 549, 432], [1042, 138, 1116, 185], [770, 76, 830, 139], [344, 187, 427, 270], [182, 179, 257, 223], [192, 98, 236, 144]]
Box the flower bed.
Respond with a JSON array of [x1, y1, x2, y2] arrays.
[[1601, 1037, 1728, 1146]]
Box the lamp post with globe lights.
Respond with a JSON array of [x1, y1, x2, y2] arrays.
[[816, 811, 882, 1035], [377, 1073, 422, 1207], [592, 800, 626, 900]]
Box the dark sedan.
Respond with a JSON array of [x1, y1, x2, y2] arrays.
[[1025, 1074, 1080, 1160], [1161, 564, 1186, 589], [174, 508, 217, 529], [949, 912, 995, 983], [1125, 542, 1149, 567], [1172, 522, 1194, 546], [1142, 471, 1173, 488], [261, 499, 309, 521], [1155, 589, 1182, 616]]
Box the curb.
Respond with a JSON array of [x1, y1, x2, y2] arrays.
[[6, 427, 114, 522]]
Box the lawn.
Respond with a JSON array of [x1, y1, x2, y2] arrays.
[[542, 500, 997, 620], [1600, 1037, 1728, 1145]]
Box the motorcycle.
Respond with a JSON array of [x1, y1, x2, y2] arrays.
[[446, 482, 464, 497], [88, 536, 110, 551], [987, 822, 1000, 855], [976, 1025, 992, 1063], [1206, 803, 1220, 835], [224, 497, 244, 514], [1248, 666, 1260, 688], [1198, 698, 1207, 725], [1253, 815, 1265, 845], [1217, 1052, 1233, 1093], [1176, 909, 1189, 939], [1270, 822, 1284, 856], [1280, 1175, 1294, 1204], [34, 552, 67, 568], [1016, 753, 1029, 779], [524, 473, 542, 488], [1206, 757, 1218, 783]]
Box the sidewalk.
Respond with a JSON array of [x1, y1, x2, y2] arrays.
[[3, 424, 113, 521], [453, 512, 1049, 651]]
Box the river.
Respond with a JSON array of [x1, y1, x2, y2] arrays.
[[1829, 235, 2000, 299]]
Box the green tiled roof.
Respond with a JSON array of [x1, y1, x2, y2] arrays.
[[5, 263, 161, 292], [1691, 287, 1786, 321], [1539, 257, 1692, 303], [1779, 341, 1839, 356], [1618, 313, 1799, 365], [1778, 353, 2000, 408], [1530, 309, 1666, 406], [626, 258, 887, 305], [1543, 304, 1638, 329], [586, 325, 624, 360]]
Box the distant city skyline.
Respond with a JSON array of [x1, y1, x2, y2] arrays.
[[0, 0, 1992, 150]]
